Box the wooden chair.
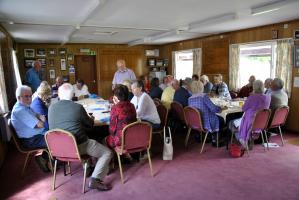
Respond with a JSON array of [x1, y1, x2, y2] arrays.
[[267, 106, 289, 146], [8, 119, 51, 177], [45, 129, 91, 193], [114, 122, 153, 184], [184, 106, 218, 153], [152, 104, 168, 138], [170, 101, 186, 133], [248, 109, 272, 153]]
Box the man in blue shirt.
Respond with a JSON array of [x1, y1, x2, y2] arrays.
[[173, 78, 192, 107], [25, 60, 42, 92], [11, 85, 47, 149]]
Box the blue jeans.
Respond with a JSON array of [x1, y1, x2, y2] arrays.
[[20, 134, 47, 149]]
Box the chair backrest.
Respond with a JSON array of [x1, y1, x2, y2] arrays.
[[251, 109, 271, 132], [156, 104, 168, 129], [170, 101, 185, 123], [184, 106, 205, 132], [45, 129, 82, 162], [121, 122, 152, 153], [269, 106, 289, 128], [8, 119, 30, 153]]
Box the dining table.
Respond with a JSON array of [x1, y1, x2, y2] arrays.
[[76, 98, 111, 126]]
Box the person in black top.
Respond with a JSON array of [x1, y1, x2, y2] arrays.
[[149, 77, 163, 99]]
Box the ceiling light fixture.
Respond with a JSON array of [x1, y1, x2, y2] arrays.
[[251, 0, 297, 16], [189, 13, 236, 30]]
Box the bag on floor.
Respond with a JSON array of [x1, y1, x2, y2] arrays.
[[163, 127, 173, 160], [229, 143, 244, 158]]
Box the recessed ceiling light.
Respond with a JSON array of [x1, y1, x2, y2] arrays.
[[93, 31, 118, 36], [8, 21, 14, 25]]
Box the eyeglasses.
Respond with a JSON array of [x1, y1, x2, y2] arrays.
[[21, 95, 32, 98]]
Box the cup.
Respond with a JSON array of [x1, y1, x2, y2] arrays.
[[239, 101, 244, 107]]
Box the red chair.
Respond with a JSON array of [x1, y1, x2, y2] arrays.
[[45, 129, 90, 193], [152, 104, 168, 138], [267, 106, 289, 146], [114, 122, 153, 184], [8, 118, 51, 177], [170, 101, 186, 133], [249, 109, 272, 153], [184, 106, 218, 153]]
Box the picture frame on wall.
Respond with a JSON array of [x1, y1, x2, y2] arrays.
[[67, 53, 73, 61], [295, 45, 299, 68], [24, 49, 35, 58], [36, 48, 46, 57], [38, 58, 46, 67], [49, 59, 55, 67], [60, 58, 66, 70], [59, 48, 67, 57], [47, 48, 56, 56], [24, 59, 35, 68], [49, 69, 55, 79]]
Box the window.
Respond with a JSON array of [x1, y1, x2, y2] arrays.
[[12, 50, 22, 87], [239, 42, 276, 88], [174, 50, 193, 80]]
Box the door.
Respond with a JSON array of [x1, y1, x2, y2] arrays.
[[74, 55, 97, 94]]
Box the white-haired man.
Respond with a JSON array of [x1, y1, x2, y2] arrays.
[[25, 60, 42, 92], [270, 78, 288, 110], [48, 83, 113, 191], [112, 59, 136, 90], [11, 85, 49, 172]]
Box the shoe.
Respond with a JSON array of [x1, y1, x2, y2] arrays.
[[86, 166, 94, 177], [88, 178, 112, 191], [35, 156, 50, 173]]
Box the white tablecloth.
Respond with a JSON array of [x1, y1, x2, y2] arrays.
[[210, 98, 244, 122]]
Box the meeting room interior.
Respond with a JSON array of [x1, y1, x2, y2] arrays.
[[1, 0, 299, 200]]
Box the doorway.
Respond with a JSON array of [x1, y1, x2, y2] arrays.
[[74, 55, 97, 94], [173, 50, 193, 80]]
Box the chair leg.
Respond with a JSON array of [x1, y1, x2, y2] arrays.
[[216, 132, 219, 148], [278, 126, 284, 146], [46, 151, 53, 173], [52, 160, 57, 191], [21, 152, 31, 177], [67, 161, 71, 175], [200, 132, 208, 154], [116, 153, 124, 184], [260, 131, 266, 152], [82, 162, 87, 194], [184, 128, 191, 147], [263, 131, 269, 150], [245, 140, 250, 156], [147, 148, 153, 177]]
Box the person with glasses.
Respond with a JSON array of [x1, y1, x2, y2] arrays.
[[11, 85, 50, 172]]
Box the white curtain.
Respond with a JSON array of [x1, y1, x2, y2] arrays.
[[193, 48, 202, 76], [172, 51, 176, 76], [0, 42, 9, 114], [276, 39, 293, 96], [229, 44, 240, 91]]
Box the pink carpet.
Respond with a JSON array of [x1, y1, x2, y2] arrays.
[[1, 132, 299, 200]]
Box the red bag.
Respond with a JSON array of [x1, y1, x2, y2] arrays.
[[229, 144, 245, 158]]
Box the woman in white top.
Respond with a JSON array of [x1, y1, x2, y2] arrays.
[[73, 79, 90, 98], [131, 80, 161, 129]]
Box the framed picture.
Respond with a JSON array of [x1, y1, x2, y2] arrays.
[[67, 53, 73, 61], [60, 58, 66, 70], [49, 69, 55, 79], [59, 48, 67, 56], [38, 58, 46, 67], [47, 48, 56, 56], [69, 64, 75, 74], [49, 59, 55, 67], [24, 59, 35, 68], [24, 49, 35, 58], [36, 48, 46, 57], [295, 45, 299, 68]]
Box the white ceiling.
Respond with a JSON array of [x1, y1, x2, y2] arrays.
[[0, 0, 299, 45]]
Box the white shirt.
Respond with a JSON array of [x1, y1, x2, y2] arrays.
[[73, 84, 90, 97], [131, 92, 161, 124]]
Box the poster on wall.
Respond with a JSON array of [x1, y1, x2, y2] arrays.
[[36, 48, 46, 57], [60, 58, 66, 70], [69, 64, 75, 74], [24, 49, 35, 58], [38, 58, 46, 67], [47, 48, 56, 56], [24, 59, 35, 68], [49, 69, 55, 79]]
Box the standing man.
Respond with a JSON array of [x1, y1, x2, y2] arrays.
[[25, 60, 42, 92], [48, 83, 113, 191], [112, 59, 136, 89]]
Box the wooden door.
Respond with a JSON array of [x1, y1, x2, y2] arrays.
[[74, 55, 97, 94]]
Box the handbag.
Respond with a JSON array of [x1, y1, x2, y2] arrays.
[[229, 143, 245, 158], [163, 127, 173, 160]]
